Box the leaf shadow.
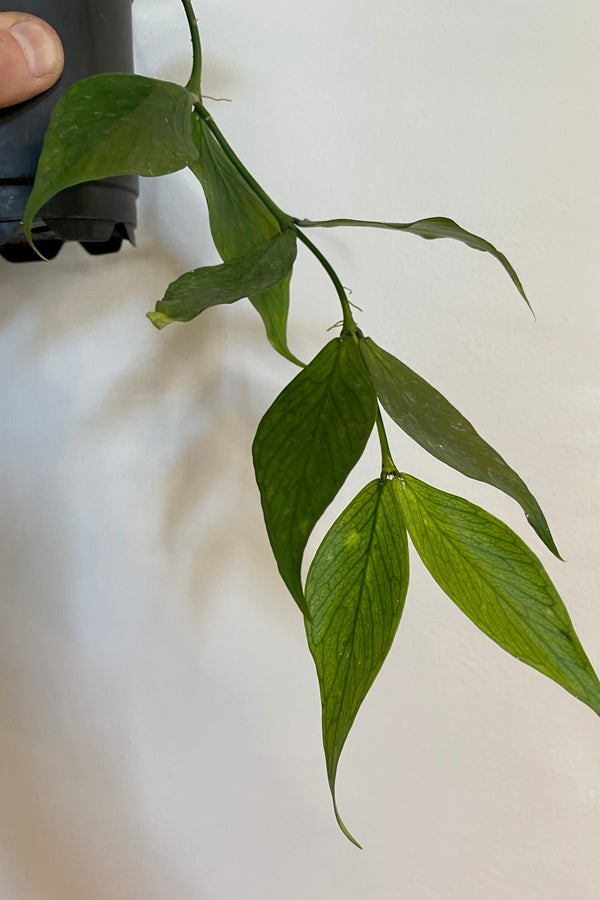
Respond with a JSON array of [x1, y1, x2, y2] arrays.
[[0, 491, 203, 899], [89, 296, 297, 621], [1, 156, 293, 613]]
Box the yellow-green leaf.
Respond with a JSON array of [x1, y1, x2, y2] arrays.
[[395, 474, 600, 716], [306, 479, 409, 846]]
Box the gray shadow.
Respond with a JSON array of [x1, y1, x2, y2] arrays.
[[0, 477, 203, 899], [0, 49, 302, 890]]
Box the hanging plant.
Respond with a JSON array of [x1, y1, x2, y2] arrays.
[[24, 0, 600, 847]]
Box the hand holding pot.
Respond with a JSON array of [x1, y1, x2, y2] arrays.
[[0, 11, 63, 108]]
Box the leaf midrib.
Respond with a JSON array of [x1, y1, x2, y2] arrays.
[[288, 349, 347, 538], [322, 483, 386, 779]]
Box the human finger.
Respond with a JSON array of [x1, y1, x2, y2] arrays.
[[0, 11, 63, 108]]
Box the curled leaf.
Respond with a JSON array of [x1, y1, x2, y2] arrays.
[[148, 229, 297, 328], [297, 215, 532, 313]]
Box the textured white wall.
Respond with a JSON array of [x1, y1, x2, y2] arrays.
[[1, 1, 599, 897]]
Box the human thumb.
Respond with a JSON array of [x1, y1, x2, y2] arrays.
[[0, 12, 63, 108]]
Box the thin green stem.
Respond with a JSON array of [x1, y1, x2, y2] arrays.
[[193, 91, 356, 332], [295, 217, 398, 231], [182, 0, 203, 96], [195, 105, 291, 230], [376, 408, 398, 477], [293, 228, 356, 332]]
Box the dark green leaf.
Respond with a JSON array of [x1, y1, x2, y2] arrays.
[[299, 216, 531, 314], [252, 337, 377, 615], [147, 229, 297, 328], [190, 115, 282, 255], [360, 337, 559, 557], [395, 474, 600, 716], [306, 479, 410, 847], [190, 113, 300, 364], [25, 74, 197, 241]]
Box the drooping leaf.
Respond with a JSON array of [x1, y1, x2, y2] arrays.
[[297, 215, 531, 313], [305, 479, 410, 847], [395, 474, 600, 716], [360, 337, 559, 557], [25, 74, 198, 241], [190, 112, 300, 364], [147, 229, 297, 328], [252, 337, 377, 615]]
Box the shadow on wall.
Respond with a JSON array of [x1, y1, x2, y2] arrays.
[[0, 470, 205, 899], [0, 169, 284, 895], [0, 23, 317, 890]]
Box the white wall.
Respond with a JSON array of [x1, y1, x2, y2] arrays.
[[1, 1, 599, 897]]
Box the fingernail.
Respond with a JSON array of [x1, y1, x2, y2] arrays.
[[10, 20, 62, 77]]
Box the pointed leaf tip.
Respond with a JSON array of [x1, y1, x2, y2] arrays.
[[333, 791, 363, 849], [399, 215, 534, 315], [147, 311, 174, 330]]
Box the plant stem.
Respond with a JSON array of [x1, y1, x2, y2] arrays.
[[194, 106, 292, 230], [195, 106, 356, 333], [182, 0, 203, 96], [295, 217, 396, 231], [193, 103, 355, 331], [191, 63, 356, 333], [292, 228, 356, 332], [376, 408, 398, 477]]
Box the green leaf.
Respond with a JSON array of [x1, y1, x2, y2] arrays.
[[389, 217, 531, 315], [147, 229, 297, 328], [305, 479, 410, 847], [298, 216, 532, 314], [25, 74, 198, 241], [360, 337, 559, 557], [189, 113, 301, 364], [252, 337, 377, 615], [395, 474, 600, 716]]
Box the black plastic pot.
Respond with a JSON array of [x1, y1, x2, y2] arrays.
[[0, 0, 137, 262]]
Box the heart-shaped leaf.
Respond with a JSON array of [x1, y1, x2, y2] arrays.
[[147, 229, 297, 328], [253, 337, 377, 615], [395, 474, 600, 716], [190, 113, 300, 364], [360, 337, 559, 557], [305, 478, 410, 847], [25, 74, 198, 242]]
